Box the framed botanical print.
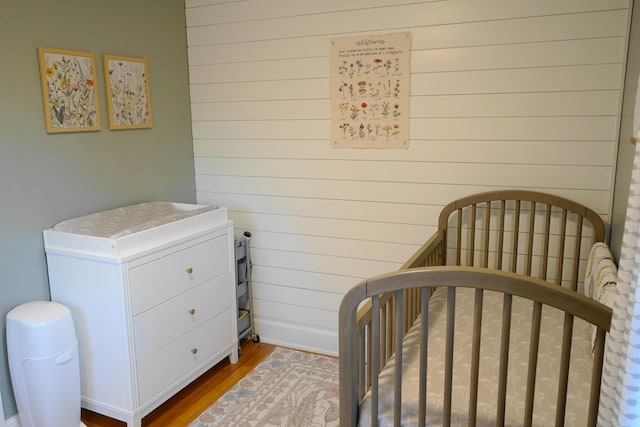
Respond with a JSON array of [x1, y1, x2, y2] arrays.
[[37, 47, 101, 133], [103, 54, 152, 129]]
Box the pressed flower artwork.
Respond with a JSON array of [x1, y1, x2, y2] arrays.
[[330, 32, 411, 149], [37, 47, 101, 133], [103, 54, 152, 130]]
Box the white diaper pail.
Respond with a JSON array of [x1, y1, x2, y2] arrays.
[[6, 301, 86, 427]]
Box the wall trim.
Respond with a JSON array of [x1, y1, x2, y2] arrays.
[[254, 319, 338, 357]]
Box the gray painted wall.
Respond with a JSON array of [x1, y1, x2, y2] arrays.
[[0, 1, 196, 418]]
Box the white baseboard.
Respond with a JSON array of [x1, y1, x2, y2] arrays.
[[254, 319, 338, 357]]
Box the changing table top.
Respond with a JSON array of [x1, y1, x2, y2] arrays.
[[52, 201, 220, 238], [43, 201, 230, 260]]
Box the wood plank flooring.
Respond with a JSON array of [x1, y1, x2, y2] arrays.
[[81, 340, 275, 427]]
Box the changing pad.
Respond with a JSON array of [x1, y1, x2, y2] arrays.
[[44, 201, 228, 260], [52, 202, 219, 238]]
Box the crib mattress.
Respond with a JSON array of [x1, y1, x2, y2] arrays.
[[359, 286, 594, 426]]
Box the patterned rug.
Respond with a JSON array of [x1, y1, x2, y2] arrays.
[[189, 347, 340, 426]]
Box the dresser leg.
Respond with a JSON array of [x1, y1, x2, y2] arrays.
[[229, 344, 239, 364], [125, 413, 142, 427]]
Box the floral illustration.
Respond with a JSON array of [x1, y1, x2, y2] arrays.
[[360, 102, 368, 118], [338, 82, 348, 99], [103, 54, 152, 129], [369, 103, 381, 119], [338, 60, 348, 76], [357, 80, 367, 97], [338, 102, 350, 119], [383, 59, 392, 75], [381, 101, 391, 118], [358, 123, 366, 139], [350, 104, 360, 120], [393, 103, 400, 119], [348, 83, 355, 100], [367, 123, 374, 139], [339, 123, 350, 138], [38, 47, 100, 133], [369, 81, 381, 99], [382, 124, 393, 139]]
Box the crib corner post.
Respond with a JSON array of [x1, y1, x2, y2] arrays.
[[339, 282, 367, 427]]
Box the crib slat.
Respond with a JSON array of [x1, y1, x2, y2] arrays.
[[468, 288, 484, 425], [380, 305, 387, 371], [456, 208, 463, 265], [386, 300, 394, 364], [394, 290, 404, 427], [429, 241, 443, 266], [372, 296, 380, 427], [483, 201, 491, 268], [407, 288, 420, 332], [555, 312, 574, 426], [542, 204, 552, 281], [555, 209, 568, 287], [524, 302, 543, 427], [511, 201, 521, 273], [418, 288, 430, 427], [470, 204, 477, 266], [498, 200, 506, 270], [571, 216, 584, 291], [588, 328, 606, 427], [360, 324, 367, 396], [414, 288, 420, 326], [497, 293, 513, 425], [444, 287, 456, 427], [526, 201, 536, 276]]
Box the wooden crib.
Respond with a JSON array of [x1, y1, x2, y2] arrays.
[[338, 190, 612, 426]]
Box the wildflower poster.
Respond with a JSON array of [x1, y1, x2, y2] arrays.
[[330, 32, 411, 149], [37, 47, 101, 133]]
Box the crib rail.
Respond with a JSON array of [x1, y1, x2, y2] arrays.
[[355, 229, 445, 388], [340, 267, 612, 427], [347, 190, 607, 426], [438, 190, 605, 290]]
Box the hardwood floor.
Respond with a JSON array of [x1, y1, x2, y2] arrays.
[[81, 340, 275, 427]]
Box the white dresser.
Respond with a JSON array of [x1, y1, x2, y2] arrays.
[[43, 202, 238, 427]]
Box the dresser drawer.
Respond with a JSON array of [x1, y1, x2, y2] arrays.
[[136, 311, 234, 405], [133, 273, 233, 361], [129, 235, 230, 315]]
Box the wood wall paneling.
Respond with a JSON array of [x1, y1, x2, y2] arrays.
[[187, 1, 630, 354]]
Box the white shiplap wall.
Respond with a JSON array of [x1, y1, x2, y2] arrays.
[[185, 0, 631, 355]]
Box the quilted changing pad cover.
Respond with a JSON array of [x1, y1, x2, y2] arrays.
[[52, 201, 218, 238]]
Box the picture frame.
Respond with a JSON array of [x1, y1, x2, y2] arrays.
[[103, 54, 152, 129], [37, 47, 101, 133]]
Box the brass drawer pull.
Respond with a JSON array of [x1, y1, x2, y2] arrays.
[[188, 309, 196, 315], [191, 348, 198, 355], [186, 267, 193, 274]]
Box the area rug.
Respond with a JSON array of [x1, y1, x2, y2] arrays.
[[189, 347, 340, 426]]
